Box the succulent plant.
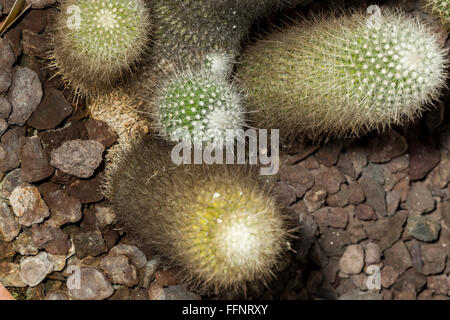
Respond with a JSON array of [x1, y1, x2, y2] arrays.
[[156, 69, 245, 147], [237, 8, 448, 142], [422, 0, 450, 28], [50, 0, 151, 95], [104, 136, 290, 295]]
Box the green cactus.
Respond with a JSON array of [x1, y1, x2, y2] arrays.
[[156, 68, 245, 147], [104, 137, 290, 295], [237, 8, 448, 142], [50, 0, 151, 95], [423, 0, 450, 28]]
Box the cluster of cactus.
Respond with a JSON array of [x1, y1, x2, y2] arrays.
[[104, 137, 289, 295], [155, 58, 244, 147], [422, 0, 450, 28], [50, 0, 151, 95], [237, 9, 448, 142]]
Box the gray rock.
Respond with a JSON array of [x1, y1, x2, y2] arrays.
[[360, 176, 387, 216], [139, 258, 160, 289], [73, 230, 107, 259], [50, 140, 105, 178], [0, 127, 25, 173], [9, 185, 49, 227], [67, 267, 114, 300], [420, 245, 446, 275], [99, 255, 138, 287], [406, 216, 441, 242], [109, 244, 147, 270], [364, 242, 382, 265], [406, 184, 435, 214], [0, 118, 7, 137], [0, 169, 25, 199], [8, 67, 43, 125], [13, 231, 39, 255], [339, 244, 364, 275], [386, 190, 400, 216], [384, 241, 413, 274], [0, 200, 19, 242], [0, 38, 15, 71], [0, 97, 12, 119], [0, 71, 11, 93], [19, 251, 54, 287]]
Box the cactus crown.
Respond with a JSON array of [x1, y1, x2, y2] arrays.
[[238, 8, 448, 141], [51, 0, 150, 95], [104, 137, 289, 295], [423, 0, 450, 27], [156, 69, 245, 146]]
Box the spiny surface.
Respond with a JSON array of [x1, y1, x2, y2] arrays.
[[423, 0, 450, 28], [51, 0, 150, 95], [157, 70, 245, 147], [104, 137, 289, 295], [238, 9, 448, 142]]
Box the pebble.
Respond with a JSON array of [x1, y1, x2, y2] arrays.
[[381, 265, 400, 288], [0, 127, 25, 172], [386, 190, 400, 216], [315, 166, 344, 194], [0, 200, 20, 242], [50, 140, 105, 178], [319, 228, 350, 257], [325, 184, 349, 207], [66, 175, 104, 203], [93, 204, 117, 229], [279, 163, 314, 198], [339, 244, 364, 275], [19, 252, 54, 287], [0, 168, 24, 198], [7, 67, 43, 125], [9, 185, 49, 226], [139, 257, 160, 289], [355, 203, 377, 221], [426, 275, 450, 296], [67, 267, 114, 300], [313, 207, 348, 230], [406, 215, 441, 242], [364, 211, 407, 251], [149, 283, 200, 300], [408, 134, 441, 181]]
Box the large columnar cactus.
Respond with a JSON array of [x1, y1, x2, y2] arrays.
[[156, 69, 245, 147], [104, 137, 290, 295], [423, 0, 450, 28], [237, 8, 448, 142], [51, 0, 151, 95]]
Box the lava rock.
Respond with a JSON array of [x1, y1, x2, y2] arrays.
[[348, 181, 365, 205], [19, 251, 54, 287], [0, 127, 25, 172], [9, 185, 49, 226], [359, 176, 387, 216], [339, 244, 364, 275], [384, 241, 413, 274], [40, 186, 82, 228], [84, 119, 118, 148], [20, 136, 54, 183], [0, 200, 19, 242], [420, 245, 446, 275], [279, 163, 314, 198], [406, 184, 435, 215], [0, 97, 12, 119], [364, 211, 407, 251], [31, 225, 71, 255], [72, 230, 107, 259], [109, 244, 147, 270], [67, 267, 114, 300], [315, 140, 343, 167], [100, 255, 139, 287], [406, 216, 441, 242], [367, 130, 408, 163]]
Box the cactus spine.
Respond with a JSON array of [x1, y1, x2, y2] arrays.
[[237, 8, 448, 142], [423, 0, 450, 29]]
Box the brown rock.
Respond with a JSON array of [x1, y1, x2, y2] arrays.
[[339, 244, 364, 274], [348, 181, 365, 205], [367, 130, 408, 163], [67, 175, 104, 204], [279, 163, 314, 198], [365, 211, 407, 251], [84, 119, 118, 148], [355, 203, 377, 221], [20, 136, 54, 183], [420, 245, 446, 275], [304, 185, 327, 212], [31, 224, 71, 255], [384, 241, 413, 274], [9, 185, 49, 226], [315, 140, 343, 167], [326, 184, 349, 207]]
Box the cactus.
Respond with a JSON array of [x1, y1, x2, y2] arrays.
[[423, 0, 450, 28], [156, 69, 245, 147], [50, 0, 151, 95], [237, 8, 448, 142], [104, 136, 290, 295]]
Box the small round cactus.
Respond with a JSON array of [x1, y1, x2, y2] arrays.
[[423, 0, 450, 28], [104, 137, 289, 295], [51, 0, 151, 95], [156, 69, 245, 147], [238, 8, 448, 142]]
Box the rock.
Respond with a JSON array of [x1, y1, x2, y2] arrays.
[[13, 231, 38, 255], [337, 152, 356, 179], [326, 184, 349, 207], [365, 242, 382, 265], [315, 166, 344, 194], [385, 155, 409, 174], [406, 184, 435, 214], [0, 71, 11, 94], [21, 9, 46, 33], [315, 140, 343, 167], [0, 97, 12, 119], [339, 244, 364, 275], [139, 257, 160, 289], [45, 292, 70, 300], [393, 281, 417, 300], [0, 262, 26, 287], [9, 186, 49, 226], [47, 252, 70, 272], [0, 38, 15, 71], [109, 244, 147, 270], [0, 200, 19, 242], [393, 176, 410, 202], [93, 205, 117, 229], [7, 67, 43, 125], [0, 169, 24, 199], [294, 204, 317, 258], [273, 182, 297, 206], [408, 134, 441, 181], [313, 207, 348, 229], [19, 252, 54, 287], [99, 255, 138, 287], [0, 240, 15, 260], [28, 0, 57, 9], [386, 190, 400, 216], [359, 176, 387, 216], [50, 140, 105, 178], [384, 241, 413, 274], [73, 230, 107, 259], [68, 267, 114, 300], [149, 283, 200, 300], [304, 185, 327, 212], [443, 200, 450, 227], [319, 228, 351, 257], [31, 225, 71, 255], [427, 275, 450, 296], [406, 215, 441, 242], [279, 163, 314, 198], [338, 289, 382, 300], [365, 211, 407, 251], [66, 175, 104, 203], [367, 130, 408, 163], [27, 88, 73, 130], [154, 270, 180, 287], [348, 181, 365, 205], [41, 187, 82, 228], [362, 163, 385, 185], [420, 246, 446, 275], [84, 119, 118, 148], [0, 127, 25, 172], [20, 136, 54, 183], [381, 265, 400, 288], [39, 121, 88, 156], [22, 30, 50, 59], [0, 118, 7, 136], [355, 203, 377, 221]]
